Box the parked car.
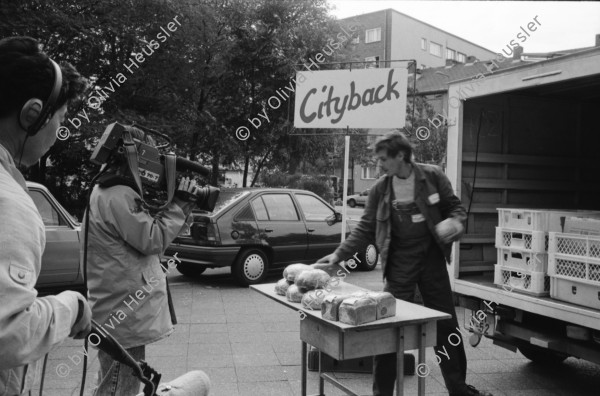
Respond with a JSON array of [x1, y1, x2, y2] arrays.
[[346, 189, 370, 207], [165, 188, 379, 286], [25, 181, 83, 290]]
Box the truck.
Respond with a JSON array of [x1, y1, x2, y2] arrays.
[[445, 46, 600, 365]]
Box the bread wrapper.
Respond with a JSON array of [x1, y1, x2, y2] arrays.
[[321, 294, 353, 321], [365, 292, 396, 319], [301, 289, 331, 310], [339, 296, 378, 326], [274, 278, 292, 296], [295, 269, 331, 291], [283, 263, 312, 282], [286, 284, 305, 303]]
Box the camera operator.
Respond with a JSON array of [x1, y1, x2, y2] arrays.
[[85, 126, 208, 396], [0, 36, 91, 394]]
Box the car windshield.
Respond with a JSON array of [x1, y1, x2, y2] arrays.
[[200, 190, 250, 214]]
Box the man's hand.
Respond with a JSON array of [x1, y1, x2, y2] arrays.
[[69, 294, 92, 339], [316, 253, 340, 266], [311, 253, 347, 277], [435, 218, 464, 244], [174, 177, 200, 212]]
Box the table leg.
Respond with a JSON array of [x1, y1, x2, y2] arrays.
[[418, 324, 426, 396], [302, 341, 307, 396], [318, 350, 325, 396], [396, 327, 404, 396]]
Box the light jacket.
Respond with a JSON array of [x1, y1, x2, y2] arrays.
[[0, 144, 80, 396], [85, 184, 189, 349], [334, 162, 466, 278]]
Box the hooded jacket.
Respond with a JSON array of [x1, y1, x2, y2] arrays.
[[334, 162, 466, 278], [85, 184, 189, 349]]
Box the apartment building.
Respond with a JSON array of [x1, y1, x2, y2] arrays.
[[339, 8, 497, 70]]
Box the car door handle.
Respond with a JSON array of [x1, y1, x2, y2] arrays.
[[264, 228, 274, 233], [307, 228, 315, 232]]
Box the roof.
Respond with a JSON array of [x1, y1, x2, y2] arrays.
[[411, 45, 600, 95], [339, 8, 495, 56]]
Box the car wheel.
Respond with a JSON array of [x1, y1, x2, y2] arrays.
[[518, 342, 568, 365], [232, 248, 269, 286], [347, 199, 356, 208], [356, 243, 379, 271], [176, 262, 206, 277]]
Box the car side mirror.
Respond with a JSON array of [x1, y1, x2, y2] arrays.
[[326, 212, 343, 226]]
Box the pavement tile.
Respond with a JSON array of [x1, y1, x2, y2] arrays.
[[189, 323, 228, 334], [233, 352, 280, 367], [230, 341, 273, 355], [187, 353, 234, 368], [210, 382, 241, 396], [236, 366, 289, 382], [198, 367, 238, 383], [189, 331, 229, 343], [263, 320, 301, 332], [188, 343, 232, 358], [146, 343, 189, 357], [238, 380, 296, 396], [271, 340, 303, 353], [479, 372, 546, 390], [190, 314, 227, 324], [226, 321, 265, 333], [225, 313, 262, 323], [467, 359, 512, 374], [276, 351, 301, 366]]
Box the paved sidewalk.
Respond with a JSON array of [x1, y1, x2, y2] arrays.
[[34, 265, 600, 396]]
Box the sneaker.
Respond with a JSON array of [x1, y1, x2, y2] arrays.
[[450, 384, 493, 396]]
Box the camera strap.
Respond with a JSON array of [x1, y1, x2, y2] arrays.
[[122, 131, 145, 201]]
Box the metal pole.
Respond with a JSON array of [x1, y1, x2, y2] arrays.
[[341, 131, 350, 243]]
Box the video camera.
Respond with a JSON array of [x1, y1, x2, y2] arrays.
[[90, 122, 219, 212]]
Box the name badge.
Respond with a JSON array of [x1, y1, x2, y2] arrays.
[[428, 193, 440, 205], [412, 214, 425, 223]]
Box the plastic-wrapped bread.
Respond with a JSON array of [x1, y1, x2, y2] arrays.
[[286, 284, 304, 303], [321, 294, 352, 321], [339, 296, 378, 326], [283, 263, 312, 282], [295, 269, 331, 291], [301, 289, 331, 310], [365, 292, 396, 319], [274, 278, 292, 296]]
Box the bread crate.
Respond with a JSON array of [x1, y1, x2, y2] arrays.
[[497, 209, 599, 232], [550, 277, 600, 310], [495, 227, 548, 253], [494, 265, 550, 296], [497, 247, 548, 273], [548, 232, 600, 259]]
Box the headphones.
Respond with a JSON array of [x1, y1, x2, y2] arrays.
[[18, 59, 62, 136]]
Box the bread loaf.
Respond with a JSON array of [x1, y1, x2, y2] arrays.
[[301, 289, 330, 310], [365, 292, 396, 319], [283, 263, 312, 282], [321, 294, 352, 321], [274, 278, 292, 296], [339, 296, 377, 326], [286, 284, 304, 303], [295, 269, 331, 291]]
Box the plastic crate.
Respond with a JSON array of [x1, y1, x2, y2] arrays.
[[550, 277, 600, 310], [495, 227, 548, 253], [548, 253, 600, 285], [549, 232, 600, 258], [497, 247, 548, 273], [497, 209, 598, 232], [493, 265, 550, 296]]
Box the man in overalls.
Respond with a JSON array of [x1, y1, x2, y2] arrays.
[[316, 133, 492, 396]]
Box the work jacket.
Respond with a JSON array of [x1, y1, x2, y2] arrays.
[[0, 144, 80, 396], [85, 184, 189, 349], [334, 162, 466, 278]]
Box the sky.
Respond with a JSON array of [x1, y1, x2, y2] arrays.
[[328, 1, 600, 54]]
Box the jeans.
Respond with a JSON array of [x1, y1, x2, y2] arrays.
[[94, 345, 145, 396], [373, 245, 468, 395]]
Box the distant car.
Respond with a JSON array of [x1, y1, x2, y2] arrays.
[[346, 189, 370, 207], [25, 181, 83, 290], [165, 188, 379, 286]]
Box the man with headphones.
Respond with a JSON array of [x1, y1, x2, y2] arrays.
[[0, 36, 91, 395]]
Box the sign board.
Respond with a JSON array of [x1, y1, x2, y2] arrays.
[[293, 68, 407, 129]]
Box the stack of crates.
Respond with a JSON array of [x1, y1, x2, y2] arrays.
[[548, 231, 600, 310], [493, 209, 584, 296]]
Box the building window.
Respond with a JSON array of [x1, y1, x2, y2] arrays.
[[429, 42, 442, 57], [421, 38, 427, 51], [446, 48, 456, 60], [365, 28, 381, 43], [457, 52, 466, 63], [365, 56, 379, 68], [361, 166, 378, 179]]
